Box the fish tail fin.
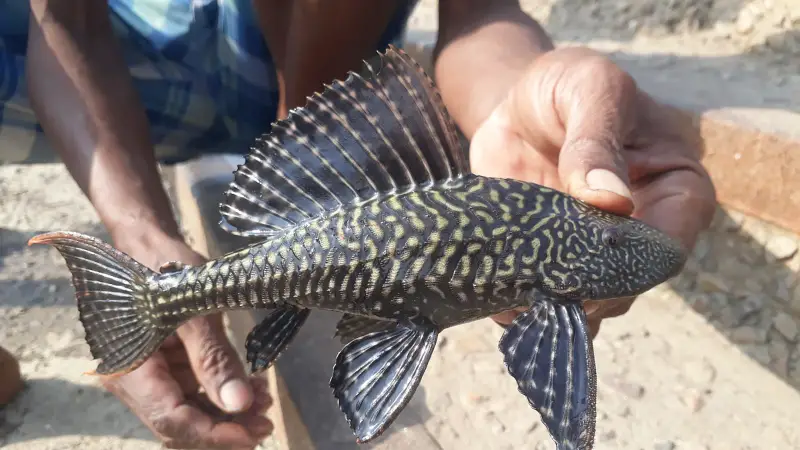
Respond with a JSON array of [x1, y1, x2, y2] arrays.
[[29, 231, 173, 376]]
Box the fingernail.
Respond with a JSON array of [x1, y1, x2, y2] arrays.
[[586, 168, 632, 200], [220, 378, 252, 413]]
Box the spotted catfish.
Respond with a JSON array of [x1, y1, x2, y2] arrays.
[[31, 45, 687, 449]]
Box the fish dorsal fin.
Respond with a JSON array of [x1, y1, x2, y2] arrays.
[[219, 45, 469, 237]]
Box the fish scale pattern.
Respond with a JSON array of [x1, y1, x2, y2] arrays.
[[147, 174, 671, 330]]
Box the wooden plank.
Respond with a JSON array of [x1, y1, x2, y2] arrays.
[[171, 155, 315, 450]]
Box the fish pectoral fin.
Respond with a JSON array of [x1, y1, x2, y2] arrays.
[[334, 313, 396, 344], [330, 315, 438, 444], [245, 305, 311, 374], [499, 300, 597, 450]]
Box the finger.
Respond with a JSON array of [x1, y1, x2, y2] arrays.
[[177, 314, 254, 414], [627, 148, 717, 252], [510, 48, 639, 215], [248, 377, 273, 415], [490, 306, 527, 326], [159, 404, 261, 450], [555, 50, 639, 215]]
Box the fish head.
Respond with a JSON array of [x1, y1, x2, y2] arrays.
[[536, 201, 688, 301]]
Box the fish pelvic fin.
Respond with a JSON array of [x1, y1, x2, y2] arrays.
[[29, 231, 173, 376], [245, 305, 310, 374], [218, 44, 469, 238], [334, 313, 395, 345], [499, 297, 597, 450], [330, 315, 438, 444]]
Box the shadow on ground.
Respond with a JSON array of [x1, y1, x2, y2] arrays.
[[666, 206, 800, 390], [0, 378, 155, 446]]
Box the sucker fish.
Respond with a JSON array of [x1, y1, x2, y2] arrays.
[[30, 45, 687, 449]]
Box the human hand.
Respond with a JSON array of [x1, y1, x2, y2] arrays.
[[469, 47, 716, 335], [99, 236, 273, 449]]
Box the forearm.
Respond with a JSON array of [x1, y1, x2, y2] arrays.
[[433, 0, 554, 139], [27, 1, 185, 262]]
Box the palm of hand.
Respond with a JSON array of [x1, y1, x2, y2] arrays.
[[467, 48, 716, 330], [100, 335, 272, 449]]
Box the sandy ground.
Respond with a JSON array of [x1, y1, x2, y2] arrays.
[[2, 0, 800, 449]]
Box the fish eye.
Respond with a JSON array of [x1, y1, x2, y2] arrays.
[[602, 227, 625, 248]]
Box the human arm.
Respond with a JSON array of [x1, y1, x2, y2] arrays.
[[26, 1, 272, 447], [433, 0, 716, 332]]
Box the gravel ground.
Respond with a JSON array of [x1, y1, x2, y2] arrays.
[[2, 0, 800, 449]]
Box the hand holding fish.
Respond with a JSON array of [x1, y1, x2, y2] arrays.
[[93, 240, 274, 449], [469, 47, 717, 333], [33, 45, 696, 449]]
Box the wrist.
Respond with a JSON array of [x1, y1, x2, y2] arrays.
[[109, 222, 205, 270]]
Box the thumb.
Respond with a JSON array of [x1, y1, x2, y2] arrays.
[[177, 314, 254, 414], [553, 49, 639, 215]]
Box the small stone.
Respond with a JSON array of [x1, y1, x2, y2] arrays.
[[730, 326, 768, 344], [773, 313, 798, 341], [655, 441, 676, 450], [742, 345, 772, 365], [697, 273, 729, 293], [463, 392, 489, 406], [599, 429, 617, 441], [721, 210, 745, 231], [788, 343, 800, 381], [732, 295, 765, 326], [776, 279, 792, 303], [769, 338, 790, 377], [682, 359, 717, 385], [681, 390, 706, 412], [609, 377, 645, 399], [691, 236, 711, 260], [765, 235, 798, 261], [792, 284, 800, 315], [736, 11, 755, 34]]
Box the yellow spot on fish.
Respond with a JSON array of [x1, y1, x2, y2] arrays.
[[367, 220, 384, 240], [435, 215, 448, 229], [492, 225, 508, 237], [388, 197, 403, 211], [318, 233, 331, 250]]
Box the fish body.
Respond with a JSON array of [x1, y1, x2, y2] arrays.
[[31, 46, 687, 449]]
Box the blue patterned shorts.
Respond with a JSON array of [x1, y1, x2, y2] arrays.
[[0, 0, 416, 164]]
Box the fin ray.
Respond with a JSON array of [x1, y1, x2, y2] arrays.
[[330, 316, 438, 444], [499, 299, 596, 450], [334, 313, 396, 344], [245, 305, 311, 373], [29, 231, 175, 375], [219, 45, 468, 237]]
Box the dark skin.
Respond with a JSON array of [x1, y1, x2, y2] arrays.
[[26, 0, 716, 448]]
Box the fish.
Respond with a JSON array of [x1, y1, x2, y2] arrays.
[[29, 45, 687, 449]]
